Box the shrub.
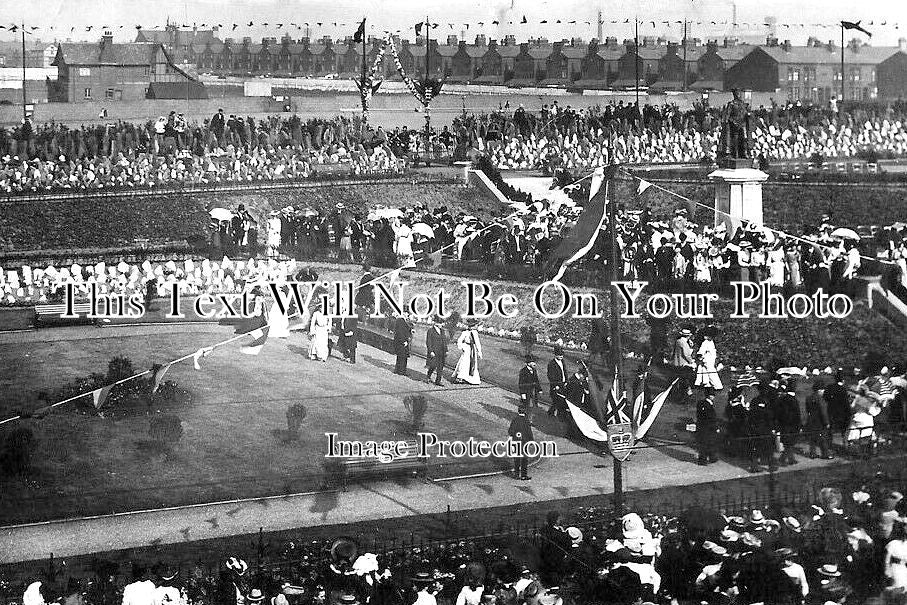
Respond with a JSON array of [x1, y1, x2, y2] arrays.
[[107, 356, 135, 383], [403, 395, 428, 431], [149, 414, 183, 447], [286, 403, 308, 437], [1, 427, 35, 476]]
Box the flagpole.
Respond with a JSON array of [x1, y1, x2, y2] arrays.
[[606, 153, 624, 514], [424, 16, 431, 167], [840, 23, 845, 107], [362, 18, 368, 125]]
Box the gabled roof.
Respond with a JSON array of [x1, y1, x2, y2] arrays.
[[595, 47, 626, 61], [497, 45, 521, 58], [561, 47, 588, 60], [53, 41, 162, 67], [759, 45, 899, 65], [711, 45, 753, 61], [465, 46, 488, 58], [527, 47, 552, 59], [136, 29, 219, 47], [437, 45, 459, 57]]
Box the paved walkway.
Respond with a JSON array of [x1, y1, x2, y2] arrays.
[[0, 324, 844, 564]]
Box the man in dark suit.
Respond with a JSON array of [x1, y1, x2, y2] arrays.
[[566, 366, 591, 413], [547, 345, 569, 418], [393, 311, 414, 376], [425, 316, 448, 385], [518, 354, 542, 412], [337, 314, 359, 364], [508, 406, 534, 480], [696, 390, 720, 465], [356, 263, 375, 312]]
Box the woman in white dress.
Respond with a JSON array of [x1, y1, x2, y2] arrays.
[[767, 241, 786, 287], [694, 331, 723, 391], [266, 211, 282, 259], [308, 309, 331, 361], [885, 521, 907, 600], [267, 296, 291, 339], [453, 320, 483, 385], [393, 219, 415, 267]]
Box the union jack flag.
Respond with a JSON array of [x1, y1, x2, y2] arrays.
[[605, 367, 632, 425]]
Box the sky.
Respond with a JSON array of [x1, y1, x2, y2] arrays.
[[3, 0, 907, 46]]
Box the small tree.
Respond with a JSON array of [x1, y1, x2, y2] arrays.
[[403, 395, 428, 432], [286, 404, 307, 439], [1, 427, 35, 476], [107, 356, 135, 383], [149, 414, 183, 450]]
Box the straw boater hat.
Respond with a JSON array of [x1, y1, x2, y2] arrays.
[[818, 563, 842, 577], [247, 589, 265, 603]]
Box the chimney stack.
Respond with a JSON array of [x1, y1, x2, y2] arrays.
[[101, 30, 113, 47], [900, 37, 907, 51]]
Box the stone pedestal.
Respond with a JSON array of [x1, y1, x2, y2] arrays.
[[707, 167, 769, 233]]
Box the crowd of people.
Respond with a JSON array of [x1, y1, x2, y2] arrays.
[[0, 113, 403, 194], [464, 99, 907, 171], [2, 100, 907, 195], [13, 478, 907, 605]]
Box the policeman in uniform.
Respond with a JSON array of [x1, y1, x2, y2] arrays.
[[508, 406, 534, 480]]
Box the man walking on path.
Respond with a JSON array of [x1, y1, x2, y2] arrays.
[[425, 316, 448, 385], [393, 311, 414, 376], [519, 354, 542, 413], [508, 406, 534, 480], [547, 345, 569, 418]]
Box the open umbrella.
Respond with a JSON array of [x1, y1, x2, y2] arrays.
[[411, 223, 434, 238], [831, 227, 860, 240], [210, 208, 232, 221], [777, 367, 808, 377], [302, 209, 318, 217]]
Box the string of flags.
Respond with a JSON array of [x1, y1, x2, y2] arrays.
[[0, 18, 899, 36]]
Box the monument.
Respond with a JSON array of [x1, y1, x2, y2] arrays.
[[708, 89, 768, 233]]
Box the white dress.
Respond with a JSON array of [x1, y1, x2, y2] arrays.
[[267, 301, 290, 339], [695, 339, 723, 390], [453, 329, 482, 385], [308, 310, 331, 361], [886, 539, 907, 589], [767, 249, 785, 286], [394, 224, 415, 265]]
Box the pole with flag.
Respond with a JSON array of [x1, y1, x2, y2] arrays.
[[607, 156, 625, 512], [840, 20, 872, 106], [355, 18, 367, 121]]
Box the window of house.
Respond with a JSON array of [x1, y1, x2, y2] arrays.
[[83, 87, 92, 99], [79, 67, 91, 76], [105, 88, 114, 99], [144, 66, 150, 76]]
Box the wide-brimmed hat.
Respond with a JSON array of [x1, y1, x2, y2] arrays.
[[247, 589, 265, 603], [680, 328, 692, 336], [411, 571, 434, 584], [336, 593, 359, 605], [566, 527, 583, 545], [330, 538, 358, 564], [783, 516, 802, 533], [525, 354, 537, 363], [740, 532, 762, 549], [726, 516, 747, 531], [466, 318, 479, 327], [621, 513, 647, 540], [702, 541, 728, 556], [226, 557, 248, 576], [719, 529, 740, 542], [774, 547, 795, 560], [818, 563, 841, 577], [271, 595, 289, 605]]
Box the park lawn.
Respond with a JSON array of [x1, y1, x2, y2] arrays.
[[0, 325, 515, 524]]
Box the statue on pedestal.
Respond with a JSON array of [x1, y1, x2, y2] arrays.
[[718, 89, 752, 168]]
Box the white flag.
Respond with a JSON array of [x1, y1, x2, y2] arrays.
[[637, 179, 652, 196]]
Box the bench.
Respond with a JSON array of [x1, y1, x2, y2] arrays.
[[335, 441, 428, 491], [34, 302, 96, 327]]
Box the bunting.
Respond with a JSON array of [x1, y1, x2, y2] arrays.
[[241, 326, 270, 355], [91, 385, 112, 410], [634, 380, 677, 439], [150, 362, 171, 394], [637, 179, 652, 196], [193, 346, 214, 370]]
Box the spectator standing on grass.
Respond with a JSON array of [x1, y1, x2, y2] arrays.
[[806, 380, 834, 459]]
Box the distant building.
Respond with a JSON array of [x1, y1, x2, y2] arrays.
[[877, 41, 907, 100], [135, 22, 220, 54], [49, 32, 202, 102], [725, 37, 902, 102]]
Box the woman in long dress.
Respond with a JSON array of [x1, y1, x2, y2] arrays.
[[393, 220, 415, 267], [453, 321, 483, 385], [309, 308, 331, 361], [767, 241, 786, 287], [885, 522, 907, 595], [267, 297, 290, 339], [694, 332, 723, 391]]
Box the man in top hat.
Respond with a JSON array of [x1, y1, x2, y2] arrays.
[[774, 378, 802, 466], [392, 310, 414, 376], [547, 345, 568, 418], [425, 316, 448, 386], [508, 406, 534, 480], [565, 364, 591, 415], [518, 354, 542, 412], [337, 312, 359, 364], [695, 389, 720, 465]]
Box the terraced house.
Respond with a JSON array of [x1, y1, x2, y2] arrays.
[[122, 25, 907, 98]]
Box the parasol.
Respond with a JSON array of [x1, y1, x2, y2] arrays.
[[209, 208, 233, 221], [776, 367, 808, 377], [831, 227, 860, 240], [302, 208, 318, 217], [411, 223, 435, 238]]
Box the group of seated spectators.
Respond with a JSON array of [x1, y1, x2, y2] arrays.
[[464, 99, 907, 171], [2, 99, 907, 195], [0, 113, 402, 194], [11, 478, 907, 604]]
